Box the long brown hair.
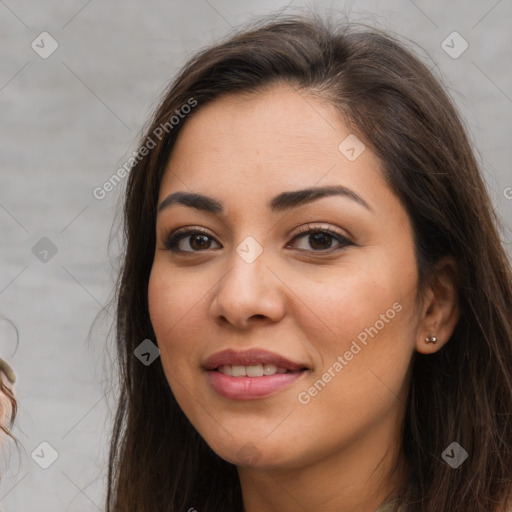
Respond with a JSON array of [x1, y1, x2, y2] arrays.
[[106, 13, 512, 512]]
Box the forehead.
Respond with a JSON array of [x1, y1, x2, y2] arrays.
[[159, 85, 391, 213]]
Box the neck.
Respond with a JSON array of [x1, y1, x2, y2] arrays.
[[237, 410, 406, 512]]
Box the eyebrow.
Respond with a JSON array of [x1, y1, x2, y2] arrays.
[[157, 185, 373, 215]]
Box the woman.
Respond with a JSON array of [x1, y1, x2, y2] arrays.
[[106, 13, 512, 512]]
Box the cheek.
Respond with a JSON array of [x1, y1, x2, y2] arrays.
[[292, 257, 417, 434], [148, 258, 207, 333], [293, 256, 416, 354], [147, 263, 202, 364], [148, 263, 211, 424]]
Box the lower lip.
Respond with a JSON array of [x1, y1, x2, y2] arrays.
[[206, 370, 306, 400]]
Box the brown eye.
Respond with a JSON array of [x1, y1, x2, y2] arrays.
[[164, 229, 221, 253], [288, 226, 353, 253], [163, 225, 353, 254], [186, 234, 214, 251]]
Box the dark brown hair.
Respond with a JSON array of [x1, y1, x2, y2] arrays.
[[106, 13, 512, 512]]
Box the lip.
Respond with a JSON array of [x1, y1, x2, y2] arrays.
[[203, 348, 308, 372], [203, 348, 309, 400], [207, 371, 306, 400]]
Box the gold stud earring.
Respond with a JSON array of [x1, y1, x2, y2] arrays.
[[425, 336, 437, 344]]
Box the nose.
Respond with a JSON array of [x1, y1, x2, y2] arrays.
[[209, 248, 286, 330]]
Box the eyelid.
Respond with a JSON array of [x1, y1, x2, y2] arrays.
[[170, 225, 211, 237], [291, 223, 351, 241]]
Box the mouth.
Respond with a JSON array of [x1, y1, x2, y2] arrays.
[[214, 363, 302, 377], [203, 348, 309, 400], [203, 348, 309, 372]]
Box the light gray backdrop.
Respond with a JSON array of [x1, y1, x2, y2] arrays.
[[1, 1, 511, 510]]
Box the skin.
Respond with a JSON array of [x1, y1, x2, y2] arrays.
[[148, 84, 460, 512]]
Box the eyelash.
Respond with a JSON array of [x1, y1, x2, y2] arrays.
[[163, 224, 354, 254]]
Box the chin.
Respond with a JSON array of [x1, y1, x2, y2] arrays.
[[201, 434, 303, 470]]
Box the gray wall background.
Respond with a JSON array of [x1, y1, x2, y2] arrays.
[[1, 1, 511, 510]]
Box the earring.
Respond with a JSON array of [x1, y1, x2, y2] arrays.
[[425, 336, 437, 344]]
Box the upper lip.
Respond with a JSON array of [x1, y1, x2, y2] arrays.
[[203, 348, 308, 372]]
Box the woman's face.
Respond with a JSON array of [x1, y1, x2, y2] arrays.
[[148, 84, 421, 470]]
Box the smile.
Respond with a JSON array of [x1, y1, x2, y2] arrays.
[[217, 363, 289, 377], [203, 348, 310, 400]]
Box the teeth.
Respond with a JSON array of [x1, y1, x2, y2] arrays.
[[219, 365, 233, 376], [232, 365, 246, 377], [217, 363, 287, 377], [246, 364, 264, 377], [263, 364, 277, 375]]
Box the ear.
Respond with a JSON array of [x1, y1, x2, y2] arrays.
[[415, 256, 460, 354]]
